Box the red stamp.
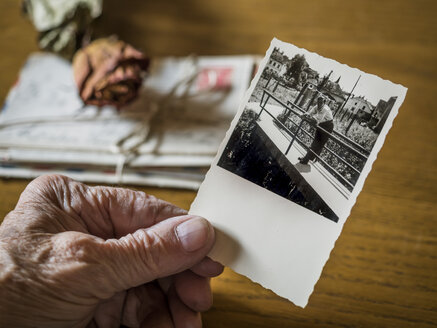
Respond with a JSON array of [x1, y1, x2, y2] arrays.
[[197, 67, 233, 91]]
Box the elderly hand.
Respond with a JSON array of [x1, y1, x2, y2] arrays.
[[0, 175, 223, 328]]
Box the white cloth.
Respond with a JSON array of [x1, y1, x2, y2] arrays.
[[23, 0, 103, 31], [307, 104, 333, 124], [22, 0, 103, 58]]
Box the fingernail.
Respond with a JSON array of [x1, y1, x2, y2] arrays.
[[176, 217, 210, 252]]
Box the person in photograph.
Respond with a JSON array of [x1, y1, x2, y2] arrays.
[[298, 96, 334, 165]]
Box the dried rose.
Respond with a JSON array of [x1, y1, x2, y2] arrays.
[[72, 37, 150, 108]]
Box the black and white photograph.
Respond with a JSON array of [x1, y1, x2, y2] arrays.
[[217, 43, 403, 222], [191, 38, 407, 307]]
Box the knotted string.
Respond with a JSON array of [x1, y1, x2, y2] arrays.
[[0, 55, 228, 183]]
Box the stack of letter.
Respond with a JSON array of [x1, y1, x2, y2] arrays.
[[0, 53, 258, 189]]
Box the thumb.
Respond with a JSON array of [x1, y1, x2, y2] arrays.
[[101, 215, 215, 290]]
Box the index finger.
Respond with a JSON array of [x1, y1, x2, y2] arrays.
[[18, 175, 187, 239]]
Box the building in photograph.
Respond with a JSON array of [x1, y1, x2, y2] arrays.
[[372, 96, 397, 133], [342, 96, 374, 121], [265, 48, 287, 76]]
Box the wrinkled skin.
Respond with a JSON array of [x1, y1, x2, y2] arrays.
[[0, 175, 223, 327]]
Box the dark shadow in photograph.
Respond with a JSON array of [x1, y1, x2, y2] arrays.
[[218, 108, 339, 222]]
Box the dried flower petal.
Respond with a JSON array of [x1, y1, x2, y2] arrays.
[[72, 37, 150, 108]]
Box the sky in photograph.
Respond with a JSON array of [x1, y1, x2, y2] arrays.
[[279, 43, 404, 106]]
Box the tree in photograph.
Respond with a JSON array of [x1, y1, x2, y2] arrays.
[[285, 54, 308, 88]]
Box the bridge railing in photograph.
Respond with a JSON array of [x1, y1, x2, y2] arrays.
[[256, 90, 369, 191]]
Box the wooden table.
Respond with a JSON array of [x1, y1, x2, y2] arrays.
[[1, 1, 436, 327]]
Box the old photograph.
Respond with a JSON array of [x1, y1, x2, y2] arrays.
[[191, 38, 407, 306], [217, 44, 403, 222]]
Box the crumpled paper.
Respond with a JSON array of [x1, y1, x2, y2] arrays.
[[22, 0, 103, 59]]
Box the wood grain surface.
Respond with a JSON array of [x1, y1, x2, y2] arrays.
[[1, 0, 436, 327]]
